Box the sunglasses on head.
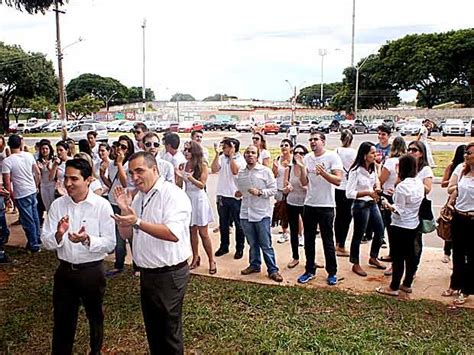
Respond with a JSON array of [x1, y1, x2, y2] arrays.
[[407, 147, 419, 153], [145, 142, 160, 148]]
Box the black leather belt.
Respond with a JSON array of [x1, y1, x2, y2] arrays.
[[140, 260, 188, 274], [59, 259, 103, 271]]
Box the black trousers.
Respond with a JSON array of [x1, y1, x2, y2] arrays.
[[388, 225, 417, 290], [286, 203, 304, 260], [302, 206, 337, 275], [140, 263, 190, 355], [52, 261, 106, 355], [450, 213, 474, 295], [334, 189, 353, 248]]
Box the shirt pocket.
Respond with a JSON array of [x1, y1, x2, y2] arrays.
[[81, 218, 100, 238]]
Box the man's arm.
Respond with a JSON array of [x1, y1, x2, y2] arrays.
[[2, 173, 12, 196], [87, 204, 116, 254], [210, 149, 221, 174]]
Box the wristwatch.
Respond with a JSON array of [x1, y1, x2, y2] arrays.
[[133, 218, 142, 230]]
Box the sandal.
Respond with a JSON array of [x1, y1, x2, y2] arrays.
[[209, 261, 217, 275], [441, 289, 459, 297], [453, 293, 467, 305], [376, 286, 399, 296], [189, 256, 201, 270]]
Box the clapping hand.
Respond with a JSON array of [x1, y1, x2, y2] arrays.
[[248, 187, 260, 196], [113, 186, 133, 212], [314, 163, 325, 175], [68, 225, 88, 244], [294, 154, 305, 167]]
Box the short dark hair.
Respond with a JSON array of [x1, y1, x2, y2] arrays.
[[86, 131, 97, 138], [164, 132, 180, 149], [143, 132, 160, 142], [377, 124, 391, 135], [134, 122, 148, 133], [98, 142, 110, 151], [65, 158, 92, 179], [7, 134, 22, 149], [191, 129, 203, 137], [310, 131, 326, 141], [129, 151, 158, 169], [398, 154, 418, 180], [280, 138, 293, 148], [221, 138, 240, 152]]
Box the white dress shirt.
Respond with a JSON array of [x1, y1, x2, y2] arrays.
[[346, 166, 379, 201], [391, 177, 425, 229], [132, 177, 192, 268], [215, 153, 246, 198], [160, 150, 186, 168], [42, 192, 116, 263], [236, 164, 277, 222], [155, 157, 175, 183]]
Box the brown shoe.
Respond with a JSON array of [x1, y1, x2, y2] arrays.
[[352, 264, 367, 277], [287, 259, 299, 269], [400, 285, 412, 293], [241, 266, 260, 275], [269, 272, 283, 282], [369, 258, 387, 270], [336, 246, 350, 257]]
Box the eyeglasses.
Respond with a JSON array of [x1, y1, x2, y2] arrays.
[[144, 142, 160, 148], [294, 151, 306, 155], [407, 147, 419, 153], [252, 137, 260, 141], [280, 143, 290, 148], [465, 151, 473, 156], [119, 144, 128, 150]]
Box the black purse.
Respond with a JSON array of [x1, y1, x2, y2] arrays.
[[419, 197, 436, 233]]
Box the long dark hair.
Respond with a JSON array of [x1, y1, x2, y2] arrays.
[[253, 132, 267, 150], [186, 141, 204, 180], [118, 135, 135, 163], [350, 142, 375, 173], [408, 141, 429, 173], [448, 144, 467, 178], [78, 139, 93, 158], [37, 141, 54, 163], [292, 144, 308, 164]]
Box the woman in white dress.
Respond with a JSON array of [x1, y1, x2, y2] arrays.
[[417, 120, 436, 167], [37, 141, 56, 211], [177, 141, 216, 274]]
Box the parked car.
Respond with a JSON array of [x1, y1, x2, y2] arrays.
[[68, 122, 109, 142], [368, 119, 385, 132], [339, 119, 369, 134], [394, 119, 407, 131], [144, 121, 159, 132], [169, 122, 180, 132], [279, 120, 300, 133], [235, 120, 254, 132], [178, 121, 204, 133], [44, 120, 64, 132], [214, 119, 233, 131], [118, 120, 142, 132], [442, 119, 466, 136], [262, 121, 279, 135], [106, 120, 125, 132], [203, 120, 217, 131], [28, 121, 52, 133], [317, 120, 332, 133], [155, 121, 174, 132], [299, 120, 319, 133], [400, 119, 423, 136]]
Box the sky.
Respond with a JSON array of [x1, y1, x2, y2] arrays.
[[1, 0, 472, 102]]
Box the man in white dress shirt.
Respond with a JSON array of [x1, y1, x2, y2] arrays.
[[42, 158, 116, 355], [236, 145, 283, 282], [142, 132, 175, 183], [112, 151, 192, 355]]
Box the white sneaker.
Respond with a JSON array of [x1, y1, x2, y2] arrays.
[[298, 234, 304, 247], [277, 232, 289, 244]]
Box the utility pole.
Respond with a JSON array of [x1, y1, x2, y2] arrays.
[[176, 94, 180, 123], [53, 0, 66, 121], [351, 0, 356, 67], [142, 18, 146, 114], [318, 48, 327, 107]]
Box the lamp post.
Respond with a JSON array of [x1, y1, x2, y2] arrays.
[[354, 47, 379, 120], [105, 91, 117, 121], [351, 0, 356, 67], [318, 49, 327, 107], [285, 80, 306, 123], [175, 93, 180, 123], [53, 0, 66, 121], [142, 19, 146, 114]]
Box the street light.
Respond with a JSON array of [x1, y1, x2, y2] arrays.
[[354, 47, 379, 120], [142, 19, 146, 114], [318, 48, 327, 107], [105, 91, 117, 121]]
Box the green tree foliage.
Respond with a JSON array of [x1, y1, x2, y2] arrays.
[[0, 0, 66, 14], [66, 73, 128, 109], [379, 29, 474, 108], [203, 93, 238, 101], [65, 95, 102, 120], [128, 86, 155, 103], [170, 93, 195, 102], [0, 42, 57, 132], [296, 83, 344, 108]]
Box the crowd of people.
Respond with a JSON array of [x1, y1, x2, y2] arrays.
[[0, 121, 472, 354]]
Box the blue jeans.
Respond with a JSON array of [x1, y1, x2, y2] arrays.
[[217, 196, 245, 252], [350, 200, 384, 264], [16, 193, 41, 252], [112, 204, 135, 270], [240, 217, 279, 275]]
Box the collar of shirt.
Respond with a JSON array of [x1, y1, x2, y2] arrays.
[[65, 190, 97, 207]]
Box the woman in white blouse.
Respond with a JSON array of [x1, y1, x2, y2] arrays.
[[376, 154, 424, 296], [252, 132, 271, 167], [443, 142, 474, 306], [346, 142, 387, 277]]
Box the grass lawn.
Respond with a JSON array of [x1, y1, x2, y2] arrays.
[[1, 247, 473, 353]]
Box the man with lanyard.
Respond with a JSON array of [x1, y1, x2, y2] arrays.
[[295, 131, 343, 286], [211, 138, 247, 259], [112, 151, 192, 354], [42, 158, 115, 354]]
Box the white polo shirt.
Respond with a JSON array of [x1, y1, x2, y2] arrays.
[[132, 177, 192, 268], [215, 153, 246, 198], [41, 191, 116, 263]]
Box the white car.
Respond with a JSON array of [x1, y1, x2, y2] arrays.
[[299, 120, 319, 133], [400, 119, 423, 136], [44, 121, 64, 132], [156, 121, 174, 132], [118, 120, 141, 132], [106, 120, 125, 132], [442, 119, 466, 136], [144, 120, 159, 132], [368, 119, 384, 132], [235, 120, 254, 132], [68, 122, 109, 142]]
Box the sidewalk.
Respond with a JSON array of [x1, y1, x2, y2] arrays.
[[5, 212, 471, 309]]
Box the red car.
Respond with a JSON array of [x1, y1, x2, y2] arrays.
[[178, 121, 204, 133], [262, 121, 279, 135]]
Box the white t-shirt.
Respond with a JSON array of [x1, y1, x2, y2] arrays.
[[335, 147, 356, 190], [417, 165, 434, 195], [160, 150, 186, 169], [216, 154, 246, 198], [391, 177, 425, 229], [452, 164, 474, 212], [382, 157, 399, 195], [2, 152, 37, 199], [289, 126, 298, 136], [303, 151, 343, 208], [258, 149, 271, 164]]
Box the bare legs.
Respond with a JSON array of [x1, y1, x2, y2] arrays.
[[190, 225, 216, 274]]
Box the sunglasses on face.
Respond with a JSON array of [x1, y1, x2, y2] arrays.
[[252, 137, 260, 141], [465, 151, 473, 156], [280, 143, 290, 148], [133, 130, 143, 135], [294, 151, 306, 155], [309, 138, 320, 142], [119, 144, 128, 150], [407, 147, 419, 153], [183, 148, 190, 153], [144, 142, 160, 148]]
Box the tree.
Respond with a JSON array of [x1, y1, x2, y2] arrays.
[[170, 93, 195, 102], [297, 83, 344, 108], [66, 73, 128, 109], [1, 0, 66, 14], [0, 42, 57, 132], [65, 95, 102, 120], [128, 86, 155, 103], [203, 93, 238, 101], [10, 96, 28, 123]]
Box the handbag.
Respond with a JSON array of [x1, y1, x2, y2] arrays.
[[419, 197, 436, 234], [436, 203, 454, 241]]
